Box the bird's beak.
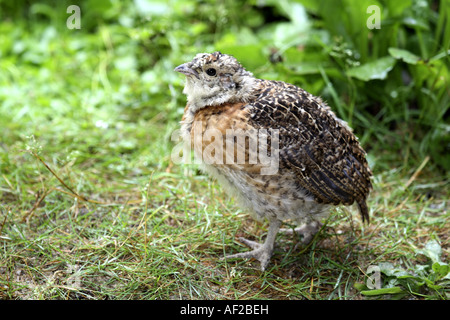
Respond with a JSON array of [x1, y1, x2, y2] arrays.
[[174, 63, 200, 79]]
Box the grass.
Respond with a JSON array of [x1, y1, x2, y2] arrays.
[[1, 162, 448, 300], [0, 0, 449, 300]]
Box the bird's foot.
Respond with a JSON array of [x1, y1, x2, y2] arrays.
[[223, 220, 281, 271], [280, 221, 322, 245], [223, 237, 274, 271]]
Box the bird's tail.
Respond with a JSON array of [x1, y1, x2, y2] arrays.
[[357, 200, 370, 224]]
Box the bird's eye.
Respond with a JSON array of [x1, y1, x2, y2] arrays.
[[206, 68, 217, 76]]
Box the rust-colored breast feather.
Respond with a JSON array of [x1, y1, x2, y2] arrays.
[[191, 102, 266, 174]]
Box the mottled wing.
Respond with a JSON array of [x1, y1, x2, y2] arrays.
[[248, 80, 372, 221]]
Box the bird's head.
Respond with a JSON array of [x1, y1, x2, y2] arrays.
[[174, 51, 256, 111]]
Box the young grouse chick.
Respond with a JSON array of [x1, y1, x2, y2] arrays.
[[175, 51, 372, 271]]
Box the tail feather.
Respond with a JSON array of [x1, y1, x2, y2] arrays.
[[357, 200, 370, 224]]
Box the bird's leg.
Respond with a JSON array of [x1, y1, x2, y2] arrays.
[[224, 219, 282, 271], [280, 220, 322, 245]]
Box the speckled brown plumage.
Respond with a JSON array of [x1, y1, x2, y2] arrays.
[[175, 51, 372, 270], [248, 79, 372, 220]]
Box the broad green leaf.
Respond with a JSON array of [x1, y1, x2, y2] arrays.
[[432, 262, 450, 280], [346, 56, 396, 81], [353, 282, 367, 291], [416, 239, 443, 263], [402, 17, 430, 30], [273, 22, 310, 48], [378, 262, 409, 277], [270, 0, 310, 28], [215, 44, 266, 71], [361, 287, 404, 296], [388, 47, 421, 65]]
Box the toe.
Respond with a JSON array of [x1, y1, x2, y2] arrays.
[[223, 244, 274, 271], [281, 221, 322, 244], [237, 237, 262, 250]]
